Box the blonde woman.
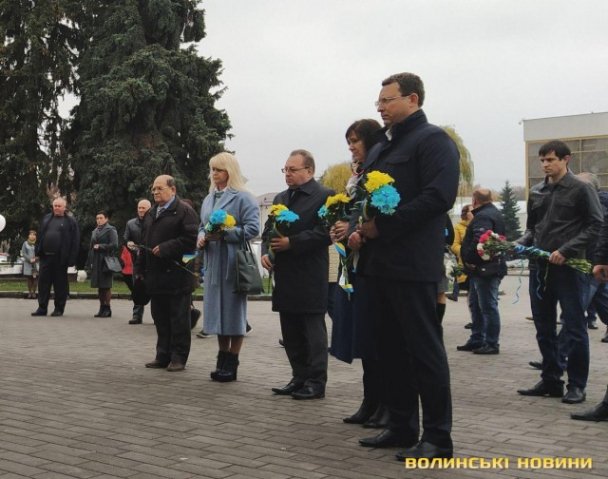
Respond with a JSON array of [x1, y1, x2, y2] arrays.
[[197, 153, 260, 382]]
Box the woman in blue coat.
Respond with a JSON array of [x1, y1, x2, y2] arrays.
[[198, 153, 260, 382]]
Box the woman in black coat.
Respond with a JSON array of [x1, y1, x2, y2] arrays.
[[89, 210, 118, 317], [330, 119, 388, 427]]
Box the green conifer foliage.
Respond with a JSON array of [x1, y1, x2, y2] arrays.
[[68, 0, 230, 232], [0, 0, 79, 255], [500, 180, 522, 241]]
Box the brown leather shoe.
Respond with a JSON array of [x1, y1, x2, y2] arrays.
[[145, 360, 169, 369], [166, 362, 185, 372]]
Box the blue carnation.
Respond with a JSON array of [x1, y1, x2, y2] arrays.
[[370, 185, 400, 214], [209, 209, 227, 225], [318, 205, 328, 218], [277, 210, 300, 223]]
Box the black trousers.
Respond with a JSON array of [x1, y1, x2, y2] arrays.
[[37, 255, 69, 312], [362, 358, 383, 403], [279, 312, 328, 390], [150, 293, 192, 364], [370, 277, 453, 449]]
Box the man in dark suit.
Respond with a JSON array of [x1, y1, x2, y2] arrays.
[[261, 149, 333, 400], [136, 175, 198, 372], [32, 197, 80, 317], [351, 73, 459, 460]]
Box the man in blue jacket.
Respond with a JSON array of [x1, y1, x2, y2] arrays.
[[352, 72, 459, 460]]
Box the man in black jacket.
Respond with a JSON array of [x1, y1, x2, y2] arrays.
[[261, 149, 333, 400], [352, 73, 459, 460], [32, 197, 80, 317], [571, 204, 608, 421], [517, 140, 602, 404], [457, 188, 506, 355], [124, 198, 151, 324], [136, 175, 198, 372]]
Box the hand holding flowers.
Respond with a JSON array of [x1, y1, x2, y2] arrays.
[[199, 209, 236, 248], [477, 229, 592, 274], [264, 204, 300, 260]]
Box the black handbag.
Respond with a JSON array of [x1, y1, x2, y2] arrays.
[[234, 240, 264, 294], [103, 255, 123, 273]]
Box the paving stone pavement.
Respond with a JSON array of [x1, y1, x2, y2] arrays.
[[0, 275, 607, 479]]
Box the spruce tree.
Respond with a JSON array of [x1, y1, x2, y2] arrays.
[[0, 0, 79, 255], [500, 180, 522, 241], [67, 0, 230, 233]]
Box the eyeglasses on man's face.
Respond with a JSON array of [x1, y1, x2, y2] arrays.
[[374, 93, 411, 108], [281, 167, 309, 174], [150, 186, 168, 193]]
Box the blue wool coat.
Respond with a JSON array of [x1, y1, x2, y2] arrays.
[[199, 188, 260, 335]]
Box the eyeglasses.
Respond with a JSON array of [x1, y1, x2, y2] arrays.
[[374, 93, 410, 108], [150, 186, 167, 193], [281, 167, 309, 174]]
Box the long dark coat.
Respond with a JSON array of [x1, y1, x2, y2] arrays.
[[89, 223, 119, 289], [136, 196, 198, 295], [262, 179, 333, 314]]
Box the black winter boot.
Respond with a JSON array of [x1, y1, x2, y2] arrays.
[[94, 304, 104, 317], [210, 351, 228, 381], [214, 353, 239, 382], [98, 305, 112, 318]]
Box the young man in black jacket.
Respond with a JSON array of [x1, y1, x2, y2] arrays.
[[457, 188, 507, 355], [517, 141, 602, 404]]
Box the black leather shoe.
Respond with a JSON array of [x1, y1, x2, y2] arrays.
[[145, 360, 169, 369], [167, 362, 186, 372], [456, 342, 480, 351], [31, 309, 47, 316], [601, 328, 608, 343], [50, 310, 63, 317], [272, 381, 303, 395], [528, 361, 542, 370], [395, 441, 453, 461], [291, 385, 324, 400], [571, 402, 608, 421], [473, 345, 499, 355], [128, 318, 142, 324], [464, 322, 473, 329], [359, 429, 417, 448], [517, 380, 563, 397], [562, 386, 586, 404]]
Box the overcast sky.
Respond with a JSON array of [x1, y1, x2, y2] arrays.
[[197, 0, 608, 196]]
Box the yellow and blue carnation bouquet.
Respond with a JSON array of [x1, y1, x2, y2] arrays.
[[204, 209, 237, 235], [318, 193, 354, 293], [264, 204, 300, 260], [358, 171, 401, 221]]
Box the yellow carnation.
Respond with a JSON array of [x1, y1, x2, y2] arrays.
[[269, 204, 288, 216], [224, 214, 236, 228], [364, 171, 394, 193], [325, 193, 350, 208]]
